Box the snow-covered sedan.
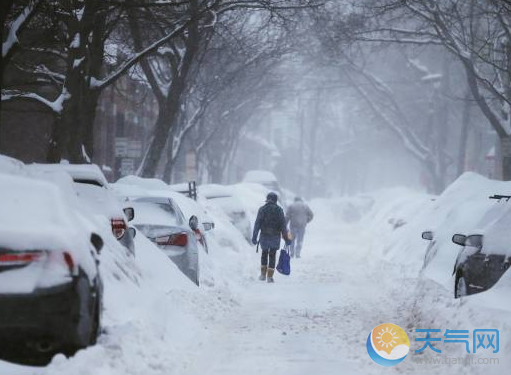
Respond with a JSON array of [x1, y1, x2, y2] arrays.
[[130, 196, 200, 285], [28, 164, 135, 255], [0, 174, 104, 360], [201, 184, 252, 241]]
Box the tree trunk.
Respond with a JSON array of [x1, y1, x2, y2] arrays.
[[140, 2, 200, 178], [306, 90, 321, 198], [47, 115, 66, 162], [457, 91, 472, 176], [48, 0, 106, 163], [500, 136, 511, 180], [0, 0, 19, 144]]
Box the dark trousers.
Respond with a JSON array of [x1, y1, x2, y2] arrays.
[[261, 247, 278, 269]]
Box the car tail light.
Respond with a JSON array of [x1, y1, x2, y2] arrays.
[[155, 232, 188, 247], [111, 218, 127, 239], [63, 252, 75, 273], [0, 251, 44, 266]]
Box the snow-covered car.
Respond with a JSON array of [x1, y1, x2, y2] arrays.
[[242, 170, 286, 206], [422, 193, 511, 299], [200, 184, 252, 241], [115, 176, 214, 252], [0, 174, 104, 359], [28, 164, 135, 255], [130, 196, 200, 285]]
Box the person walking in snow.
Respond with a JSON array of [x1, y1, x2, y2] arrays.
[[252, 192, 291, 283], [286, 197, 313, 258]]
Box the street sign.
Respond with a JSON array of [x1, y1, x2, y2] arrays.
[[127, 140, 142, 158], [115, 137, 128, 157], [119, 158, 135, 176]]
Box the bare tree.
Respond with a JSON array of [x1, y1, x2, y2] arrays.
[[358, 0, 511, 180]]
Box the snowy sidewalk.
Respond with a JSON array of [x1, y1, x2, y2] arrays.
[[176, 224, 416, 375]]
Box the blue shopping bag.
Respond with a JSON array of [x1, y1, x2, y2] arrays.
[[276, 246, 291, 275]]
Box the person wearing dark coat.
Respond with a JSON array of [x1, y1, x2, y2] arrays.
[[252, 192, 291, 283]]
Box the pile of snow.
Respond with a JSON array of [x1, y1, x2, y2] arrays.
[[319, 172, 511, 318], [28, 163, 109, 187], [230, 182, 270, 219], [242, 170, 277, 184]]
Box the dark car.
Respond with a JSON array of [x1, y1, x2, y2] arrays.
[[0, 174, 104, 363], [130, 196, 200, 285], [451, 233, 511, 298]]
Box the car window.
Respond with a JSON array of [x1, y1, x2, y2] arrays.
[[131, 201, 181, 227], [170, 201, 186, 225]]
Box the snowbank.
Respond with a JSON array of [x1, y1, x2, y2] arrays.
[[319, 173, 511, 317]]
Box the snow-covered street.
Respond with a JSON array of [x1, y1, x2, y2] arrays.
[[175, 196, 510, 375], [180, 224, 372, 375]]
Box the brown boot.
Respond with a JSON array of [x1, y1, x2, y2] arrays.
[[259, 266, 267, 281], [267, 268, 275, 283]]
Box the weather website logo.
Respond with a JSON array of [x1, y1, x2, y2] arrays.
[[366, 323, 410, 367]]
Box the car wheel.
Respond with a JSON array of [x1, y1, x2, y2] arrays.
[[455, 275, 468, 298]]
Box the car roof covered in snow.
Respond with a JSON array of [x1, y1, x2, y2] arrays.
[[200, 184, 233, 199], [28, 163, 109, 187], [0, 155, 27, 176], [242, 170, 277, 183], [116, 175, 169, 191]]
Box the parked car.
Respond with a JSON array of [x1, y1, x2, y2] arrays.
[[114, 176, 213, 253], [130, 195, 200, 285], [29, 164, 135, 255], [0, 174, 104, 360], [242, 170, 286, 206], [201, 184, 252, 241], [421, 229, 511, 299], [450, 233, 510, 298]]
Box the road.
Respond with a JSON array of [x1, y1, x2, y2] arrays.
[[178, 221, 423, 375]]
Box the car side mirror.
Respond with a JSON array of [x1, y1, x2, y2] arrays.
[[189, 215, 199, 231], [421, 231, 433, 241], [203, 222, 214, 231], [90, 233, 104, 254], [123, 207, 135, 222], [452, 234, 467, 246], [128, 227, 136, 239]]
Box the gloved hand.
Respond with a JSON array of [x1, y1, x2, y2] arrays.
[[285, 238, 292, 246], [252, 238, 258, 246]]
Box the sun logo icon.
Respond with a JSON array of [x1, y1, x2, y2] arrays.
[[376, 326, 399, 349], [366, 323, 410, 367]]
